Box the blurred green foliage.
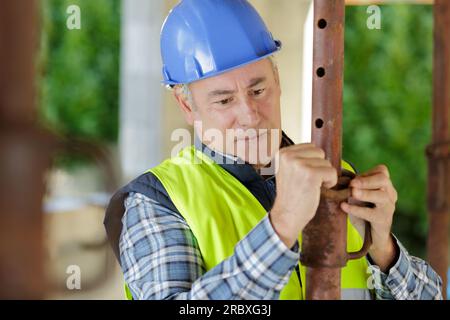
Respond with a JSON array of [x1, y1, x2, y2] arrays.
[[344, 5, 433, 257], [39, 0, 120, 143]]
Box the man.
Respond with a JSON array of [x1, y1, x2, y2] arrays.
[[104, 0, 442, 300]]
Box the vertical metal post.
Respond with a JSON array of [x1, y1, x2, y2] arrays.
[[300, 0, 346, 300], [0, 0, 53, 299], [427, 0, 449, 300]]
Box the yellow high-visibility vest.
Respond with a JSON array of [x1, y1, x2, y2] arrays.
[[125, 145, 371, 300]]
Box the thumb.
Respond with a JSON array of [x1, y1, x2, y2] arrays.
[[340, 202, 374, 223], [321, 167, 338, 189]]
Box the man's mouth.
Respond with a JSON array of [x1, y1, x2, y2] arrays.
[[234, 130, 268, 142]]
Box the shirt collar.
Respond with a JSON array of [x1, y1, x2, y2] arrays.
[[194, 130, 295, 184]]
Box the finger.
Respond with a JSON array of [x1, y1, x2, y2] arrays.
[[284, 144, 326, 159], [351, 188, 387, 205], [317, 166, 338, 189], [387, 186, 398, 203], [359, 164, 390, 178], [350, 173, 390, 189], [295, 147, 326, 159], [296, 158, 333, 168], [284, 143, 317, 151], [340, 202, 375, 223]]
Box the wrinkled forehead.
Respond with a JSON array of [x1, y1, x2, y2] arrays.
[[190, 58, 274, 93]]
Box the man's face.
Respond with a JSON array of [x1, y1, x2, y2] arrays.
[[176, 58, 282, 167]]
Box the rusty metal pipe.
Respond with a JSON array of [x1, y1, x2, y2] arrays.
[[300, 0, 373, 300], [300, 0, 347, 300], [0, 0, 55, 299], [427, 0, 450, 300]]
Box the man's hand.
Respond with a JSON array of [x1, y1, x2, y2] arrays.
[[269, 143, 338, 249], [340, 164, 399, 272]]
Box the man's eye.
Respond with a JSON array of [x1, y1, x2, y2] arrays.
[[216, 97, 233, 105], [253, 88, 265, 96]]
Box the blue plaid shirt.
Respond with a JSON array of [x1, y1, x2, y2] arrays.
[[118, 142, 443, 300]]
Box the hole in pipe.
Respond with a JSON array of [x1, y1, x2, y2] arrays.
[[316, 67, 325, 77], [315, 119, 324, 128], [318, 19, 327, 29]]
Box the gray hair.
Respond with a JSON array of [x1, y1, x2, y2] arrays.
[[171, 55, 278, 110]]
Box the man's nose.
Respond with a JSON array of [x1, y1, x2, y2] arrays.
[[236, 98, 260, 127]]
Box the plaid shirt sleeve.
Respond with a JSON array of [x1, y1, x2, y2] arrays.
[[368, 235, 443, 300], [119, 192, 300, 300], [120, 192, 443, 300]]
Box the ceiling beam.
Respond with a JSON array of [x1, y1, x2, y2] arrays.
[[346, 0, 433, 5]]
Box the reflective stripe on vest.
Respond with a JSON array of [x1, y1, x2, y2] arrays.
[[126, 145, 371, 300]]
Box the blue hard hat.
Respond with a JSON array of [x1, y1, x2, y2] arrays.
[[160, 0, 282, 85]]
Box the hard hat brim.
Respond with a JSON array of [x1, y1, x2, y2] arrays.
[[162, 40, 282, 87]]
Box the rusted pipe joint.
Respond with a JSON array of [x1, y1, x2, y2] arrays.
[[301, 169, 372, 268]]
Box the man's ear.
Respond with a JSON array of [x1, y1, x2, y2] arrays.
[[173, 90, 195, 125]]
